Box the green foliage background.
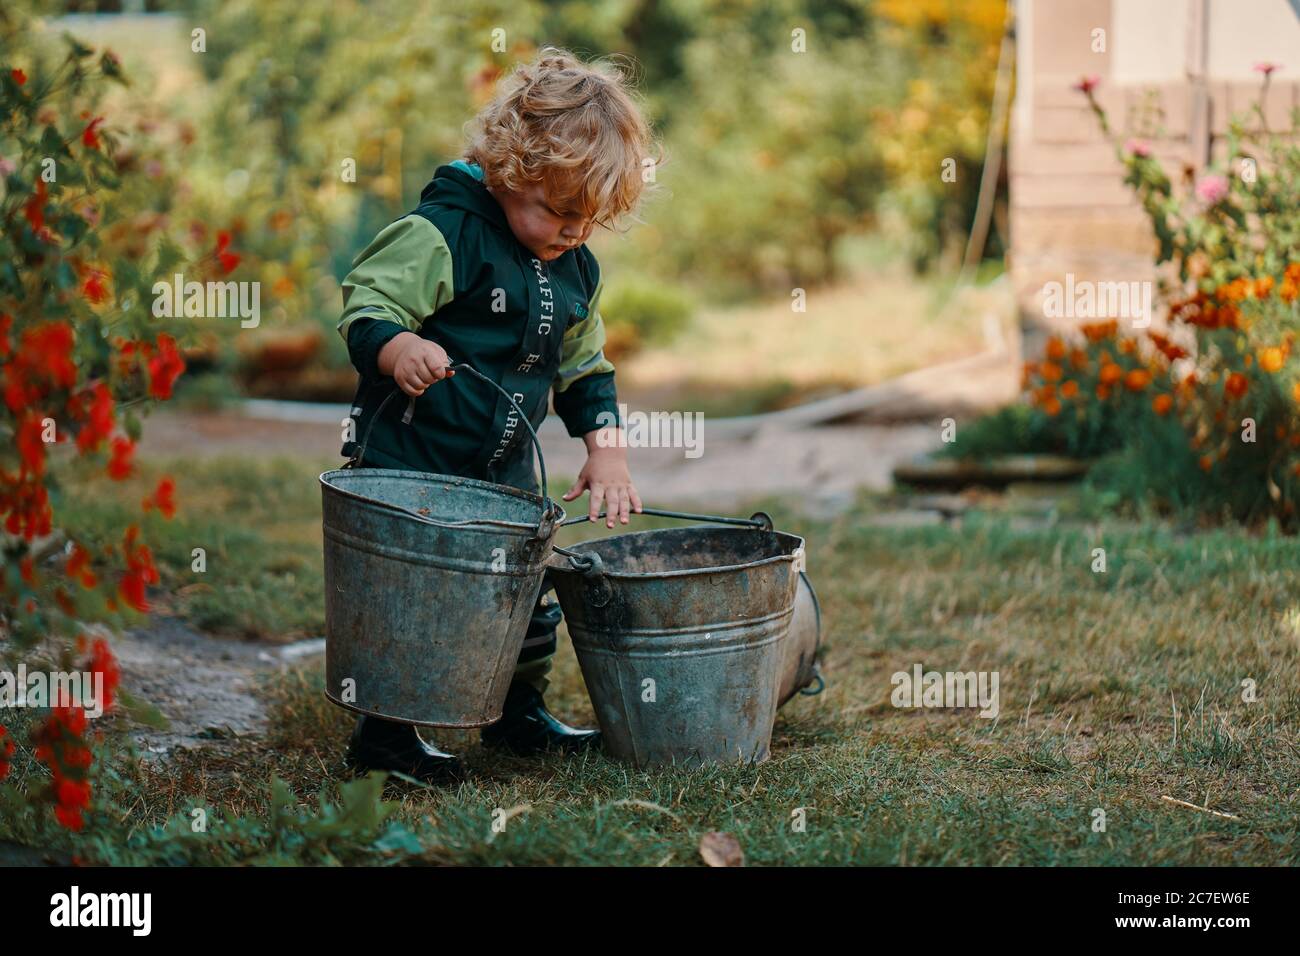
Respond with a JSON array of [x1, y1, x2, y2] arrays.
[[35, 0, 1005, 366]]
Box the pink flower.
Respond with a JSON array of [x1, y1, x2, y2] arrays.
[[1074, 74, 1100, 94], [1253, 62, 1280, 76], [1195, 175, 1229, 205], [1126, 139, 1151, 158]]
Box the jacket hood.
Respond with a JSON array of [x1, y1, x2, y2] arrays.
[[419, 164, 511, 233]]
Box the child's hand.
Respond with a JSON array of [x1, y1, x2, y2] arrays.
[[378, 331, 455, 397], [563, 434, 642, 528]]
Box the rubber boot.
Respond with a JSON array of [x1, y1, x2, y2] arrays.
[[480, 681, 601, 756], [345, 714, 465, 784]]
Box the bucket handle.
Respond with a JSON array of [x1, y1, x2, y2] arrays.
[[554, 507, 775, 575], [349, 362, 557, 542]]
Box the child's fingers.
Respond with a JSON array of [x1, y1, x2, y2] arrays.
[[421, 353, 450, 381], [629, 485, 643, 514], [398, 375, 427, 397], [617, 487, 631, 525], [588, 483, 607, 523], [561, 476, 587, 501]]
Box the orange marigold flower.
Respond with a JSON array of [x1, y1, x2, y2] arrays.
[[1060, 380, 1079, 399], [1259, 347, 1285, 373], [1199, 454, 1213, 471], [1096, 384, 1111, 400], [1039, 361, 1063, 382], [1124, 369, 1151, 391], [1081, 320, 1118, 343], [1045, 336, 1067, 360], [1292, 381, 1300, 404], [1152, 394, 1173, 415], [1070, 348, 1088, 369], [1042, 396, 1061, 416], [1099, 363, 1123, 386], [1224, 372, 1249, 400], [1147, 331, 1188, 361]]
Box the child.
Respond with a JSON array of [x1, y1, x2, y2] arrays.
[[336, 48, 658, 783]]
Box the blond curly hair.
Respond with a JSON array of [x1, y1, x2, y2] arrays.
[[463, 47, 662, 232]]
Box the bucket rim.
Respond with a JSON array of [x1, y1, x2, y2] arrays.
[[552, 525, 805, 580], [320, 467, 565, 535]]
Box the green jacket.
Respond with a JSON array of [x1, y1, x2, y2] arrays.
[[338, 161, 620, 493]]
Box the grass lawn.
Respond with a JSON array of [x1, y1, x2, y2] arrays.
[[614, 251, 1007, 417], [4, 455, 1297, 865]]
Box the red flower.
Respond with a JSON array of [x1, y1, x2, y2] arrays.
[[215, 230, 241, 274], [147, 334, 185, 399], [1074, 74, 1100, 94], [106, 435, 135, 480], [16, 412, 48, 478], [72, 382, 115, 452], [66, 542, 98, 589], [57, 777, 91, 810], [82, 270, 109, 304], [11, 68, 26, 86], [142, 475, 177, 518], [1225, 372, 1249, 400], [55, 805, 85, 832], [3, 320, 77, 414], [0, 725, 14, 781], [2, 477, 52, 540], [23, 178, 47, 232], [82, 116, 105, 151], [87, 638, 120, 713], [118, 524, 159, 612], [33, 706, 94, 832]]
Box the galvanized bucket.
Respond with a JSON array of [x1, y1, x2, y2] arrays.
[[779, 572, 824, 707], [550, 510, 805, 767], [321, 365, 562, 727]]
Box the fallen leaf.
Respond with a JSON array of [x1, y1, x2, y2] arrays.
[[699, 831, 743, 867]]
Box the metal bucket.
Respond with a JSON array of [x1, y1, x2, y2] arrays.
[[321, 365, 562, 727], [779, 572, 824, 707], [550, 511, 804, 767]]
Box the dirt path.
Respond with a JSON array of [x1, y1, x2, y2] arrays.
[[140, 344, 1018, 515], [115, 616, 323, 759]]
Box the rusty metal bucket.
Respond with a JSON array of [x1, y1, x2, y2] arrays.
[[320, 365, 562, 727], [779, 572, 824, 707], [550, 510, 804, 767]]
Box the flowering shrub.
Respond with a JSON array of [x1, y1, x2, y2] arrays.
[[1012, 69, 1300, 526], [1, 16, 191, 835]]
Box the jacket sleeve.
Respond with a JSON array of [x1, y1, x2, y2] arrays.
[[338, 215, 455, 379], [553, 265, 622, 438]]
